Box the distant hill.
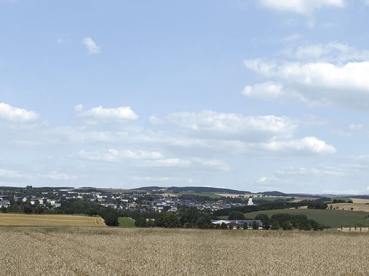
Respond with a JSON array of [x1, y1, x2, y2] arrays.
[[285, 193, 322, 197], [131, 186, 164, 191], [133, 186, 251, 194], [350, 195, 369, 199], [169, 186, 251, 194], [0, 186, 74, 191], [260, 191, 328, 198], [260, 191, 287, 196]]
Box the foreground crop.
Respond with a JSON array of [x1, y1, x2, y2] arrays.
[[0, 227, 368, 275]]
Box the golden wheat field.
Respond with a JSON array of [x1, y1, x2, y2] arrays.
[[331, 203, 369, 213], [0, 213, 105, 227], [0, 227, 368, 276], [351, 198, 369, 204]]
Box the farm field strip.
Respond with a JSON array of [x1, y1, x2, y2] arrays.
[[0, 227, 368, 275], [331, 203, 369, 212], [339, 227, 369, 232], [118, 217, 135, 228], [351, 198, 369, 204], [0, 213, 105, 227], [244, 209, 369, 228]]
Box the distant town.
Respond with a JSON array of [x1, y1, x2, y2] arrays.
[[1, 185, 367, 231], [0, 185, 276, 214]]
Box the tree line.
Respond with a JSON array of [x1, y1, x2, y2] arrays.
[[134, 206, 214, 229], [213, 200, 328, 217], [255, 213, 324, 231], [226, 210, 324, 231]]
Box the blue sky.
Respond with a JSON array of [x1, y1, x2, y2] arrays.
[[1, 0, 369, 194]]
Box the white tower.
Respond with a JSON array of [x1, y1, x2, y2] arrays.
[[247, 197, 254, 206]]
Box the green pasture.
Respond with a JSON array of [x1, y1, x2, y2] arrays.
[[243, 209, 369, 228], [118, 217, 135, 228]]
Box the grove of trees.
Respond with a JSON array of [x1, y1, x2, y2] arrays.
[[254, 213, 324, 231]]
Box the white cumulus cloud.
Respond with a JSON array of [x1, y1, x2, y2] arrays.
[[262, 136, 336, 154], [82, 37, 101, 54], [0, 103, 39, 122], [0, 168, 27, 178], [132, 176, 194, 183], [76, 105, 138, 123], [191, 158, 231, 172], [290, 43, 369, 62], [161, 110, 295, 142], [146, 158, 192, 167], [144, 110, 337, 158], [243, 82, 284, 100], [258, 0, 345, 15], [42, 171, 78, 181], [124, 150, 163, 159], [71, 149, 120, 162], [71, 149, 163, 162], [244, 57, 369, 110], [349, 124, 363, 130], [141, 157, 231, 171]]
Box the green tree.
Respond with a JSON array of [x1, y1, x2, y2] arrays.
[[1, 206, 7, 213], [242, 222, 248, 230], [252, 220, 259, 230], [85, 208, 99, 216], [146, 219, 155, 228], [228, 210, 245, 220], [180, 206, 199, 228], [162, 212, 180, 228], [255, 214, 270, 230], [220, 222, 228, 229], [271, 221, 280, 230], [34, 206, 45, 214], [155, 214, 164, 227], [23, 206, 32, 214], [135, 216, 147, 228], [304, 223, 312, 231], [312, 221, 323, 231], [282, 221, 293, 230], [7, 204, 21, 213], [100, 209, 119, 226], [197, 215, 212, 229]]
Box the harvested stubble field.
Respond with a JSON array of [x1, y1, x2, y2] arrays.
[[331, 202, 369, 213], [0, 227, 368, 276], [0, 213, 105, 227]]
